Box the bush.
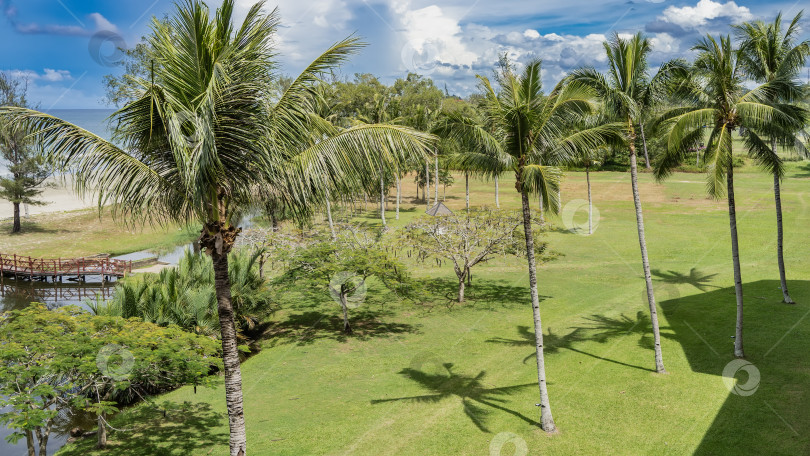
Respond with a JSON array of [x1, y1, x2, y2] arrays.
[[91, 249, 273, 339]]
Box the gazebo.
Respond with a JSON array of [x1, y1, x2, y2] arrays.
[[426, 202, 453, 216]]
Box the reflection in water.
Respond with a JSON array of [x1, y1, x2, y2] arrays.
[[0, 277, 115, 312]]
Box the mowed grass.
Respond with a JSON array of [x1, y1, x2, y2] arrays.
[[0, 209, 199, 258], [59, 159, 810, 455]]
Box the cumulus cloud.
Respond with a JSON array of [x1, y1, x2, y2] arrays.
[[660, 0, 752, 28], [1, 1, 118, 37], [7, 69, 72, 82]]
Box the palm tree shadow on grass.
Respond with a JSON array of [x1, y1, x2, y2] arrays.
[[651, 267, 719, 292], [58, 401, 227, 456], [263, 310, 419, 346], [489, 311, 676, 373], [371, 364, 538, 432]]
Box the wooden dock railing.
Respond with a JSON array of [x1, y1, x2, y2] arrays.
[[0, 253, 132, 281]]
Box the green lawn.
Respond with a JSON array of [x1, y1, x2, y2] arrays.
[[59, 159, 810, 455]]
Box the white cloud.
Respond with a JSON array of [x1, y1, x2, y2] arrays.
[[6, 69, 72, 82], [523, 29, 540, 40], [88, 13, 119, 33], [660, 0, 752, 28], [394, 3, 478, 68]]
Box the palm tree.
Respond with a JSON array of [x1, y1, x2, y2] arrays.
[[571, 33, 685, 374], [734, 11, 810, 304], [0, 1, 431, 454], [654, 34, 807, 358], [436, 60, 609, 432]]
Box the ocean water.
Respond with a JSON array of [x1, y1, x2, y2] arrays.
[[0, 109, 116, 175]]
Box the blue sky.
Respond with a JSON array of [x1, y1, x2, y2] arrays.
[[1, 0, 808, 108]]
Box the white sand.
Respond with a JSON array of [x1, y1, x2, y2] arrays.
[[0, 177, 95, 219]]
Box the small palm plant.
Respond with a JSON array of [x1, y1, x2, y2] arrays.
[[653, 34, 807, 358]]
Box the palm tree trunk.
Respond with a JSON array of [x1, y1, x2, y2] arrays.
[[380, 167, 386, 227], [465, 172, 470, 211], [12, 202, 20, 233], [434, 153, 439, 203], [771, 140, 793, 303], [426, 161, 431, 208], [519, 189, 556, 432], [212, 250, 248, 456], [326, 190, 336, 241], [494, 175, 500, 208], [395, 168, 401, 220], [727, 166, 745, 358], [629, 139, 666, 373], [538, 193, 545, 224], [640, 123, 651, 170], [586, 165, 592, 235]]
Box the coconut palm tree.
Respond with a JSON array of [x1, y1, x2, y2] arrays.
[[436, 60, 610, 432], [570, 32, 686, 374], [734, 11, 810, 304], [653, 34, 807, 358], [0, 1, 431, 454]]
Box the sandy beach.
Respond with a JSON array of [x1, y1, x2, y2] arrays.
[[0, 177, 94, 220]]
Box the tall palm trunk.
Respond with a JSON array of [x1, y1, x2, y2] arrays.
[[640, 122, 652, 170], [465, 172, 470, 211], [538, 193, 545, 224], [425, 161, 430, 208], [494, 175, 500, 208], [727, 165, 745, 358], [212, 250, 248, 456], [379, 166, 386, 227], [434, 153, 439, 203], [519, 189, 556, 432], [771, 139, 793, 303], [326, 189, 336, 241], [586, 164, 592, 235], [629, 130, 666, 373], [395, 167, 401, 220], [12, 202, 20, 233]]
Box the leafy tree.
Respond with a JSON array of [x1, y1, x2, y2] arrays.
[[435, 60, 608, 432], [734, 11, 810, 304], [0, 305, 220, 455], [654, 35, 807, 358], [571, 32, 686, 374], [401, 209, 551, 302], [0, 73, 50, 233], [0, 2, 431, 454], [275, 227, 411, 334]]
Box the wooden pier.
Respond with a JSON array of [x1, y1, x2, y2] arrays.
[[0, 253, 132, 283]]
